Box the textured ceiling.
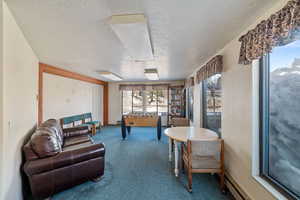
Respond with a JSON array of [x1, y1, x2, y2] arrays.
[[6, 0, 279, 81]]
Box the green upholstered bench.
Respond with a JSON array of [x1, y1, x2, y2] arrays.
[[83, 113, 101, 135], [60, 113, 101, 135]]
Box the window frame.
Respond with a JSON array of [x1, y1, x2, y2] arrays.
[[259, 54, 299, 200], [201, 75, 222, 135], [121, 89, 168, 115], [202, 80, 208, 128], [187, 87, 194, 122], [121, 90, 133, 114]]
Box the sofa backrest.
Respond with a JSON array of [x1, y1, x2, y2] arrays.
[[42, 119, 64, 146], [23, 142, 39, 161], [29, 119, 63, 158]]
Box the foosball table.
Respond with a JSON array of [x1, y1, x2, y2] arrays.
[[121, 114, 162, 140]]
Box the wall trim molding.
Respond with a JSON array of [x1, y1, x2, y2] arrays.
[[225, 172, 251, 200], [38, 63, 109, 125], [40, 63, 106, 85]]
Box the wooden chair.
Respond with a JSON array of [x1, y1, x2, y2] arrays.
[[83, 113, 101, 135], [60, 113, 101, 136], [169, 117, 190, 152], [181, 139, 224, 192]]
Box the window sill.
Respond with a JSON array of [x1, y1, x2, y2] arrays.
[[252, 175, 287, 200]]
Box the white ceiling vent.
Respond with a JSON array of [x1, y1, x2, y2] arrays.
[[109, 14, 154, 61]]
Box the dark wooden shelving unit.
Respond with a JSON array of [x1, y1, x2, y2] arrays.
[[168, 85, 186, 126]]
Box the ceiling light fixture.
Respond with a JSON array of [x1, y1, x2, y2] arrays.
[[144, 68, 159, 80], [97, 71, 123, 81], [109, 14, 154, 61]]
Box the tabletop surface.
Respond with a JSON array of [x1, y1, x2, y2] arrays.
[[164, 127, 218, 142]]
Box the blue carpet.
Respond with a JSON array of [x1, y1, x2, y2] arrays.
[[53, 126, 232, 200]]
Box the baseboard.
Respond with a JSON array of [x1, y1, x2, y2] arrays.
[[225, 172, 251, 200]]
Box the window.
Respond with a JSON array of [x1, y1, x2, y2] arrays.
[[132, 90, 143, 112], [157, 90, 168, 113], [122, 89, 168, 115], [187, 88, 194, 121], [145, 90, 157, 113], [122, 90, 133, 114], [202, 74, 222, 135], [260, 40, 300, 199]]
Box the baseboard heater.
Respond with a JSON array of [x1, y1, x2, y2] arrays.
[[225, 172, 251, 200]]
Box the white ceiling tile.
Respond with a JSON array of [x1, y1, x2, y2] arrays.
[[6, 0, 279, 81]]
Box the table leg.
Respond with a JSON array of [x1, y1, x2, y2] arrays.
[[157, 116, 162, 140], [168, 137, 172, 162], [121, 116, 127, 140], [174, 140, 179, 177]]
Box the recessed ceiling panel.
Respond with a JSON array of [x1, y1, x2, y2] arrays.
[[109, 14, 153, 61]]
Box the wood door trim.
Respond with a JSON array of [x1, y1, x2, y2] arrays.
[[38, 63, 109, 125], [103, 83, 109, 126], [38, 64, 44, 125], [40, 63, 106, 85]]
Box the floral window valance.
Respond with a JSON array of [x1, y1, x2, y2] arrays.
[[196, 55, 223, 84], [239, 0, 300, 65], [185, 77, 195, 88]]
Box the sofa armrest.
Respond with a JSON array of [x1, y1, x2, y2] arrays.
[[63, 126, 90, 138], [24, 143, 105, 176]]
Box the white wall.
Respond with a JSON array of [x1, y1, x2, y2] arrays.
[[188, 1, 289, 199], [2, 2, 39, 200], [109, 82, 121, 124], [43, 73, 103, 124], [0, 0, 3, 198], [190, 83, 202, 128], [108, 81, 184, 125]]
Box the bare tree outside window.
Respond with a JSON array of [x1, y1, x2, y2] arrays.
[[122, 89, 168, 115], [203, 74, 222, 135]]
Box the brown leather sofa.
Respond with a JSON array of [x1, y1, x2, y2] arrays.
[[23, 119, 105, 199]]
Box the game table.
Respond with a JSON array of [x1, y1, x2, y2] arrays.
[[121, 114, 162, 140]]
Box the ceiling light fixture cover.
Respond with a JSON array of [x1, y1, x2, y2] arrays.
[[109, 14, 153, 61], [144, 68, 159, 80], [98, 71, 122, 81]]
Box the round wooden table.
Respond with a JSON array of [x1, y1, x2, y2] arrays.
[[164, 127, 218, 176]]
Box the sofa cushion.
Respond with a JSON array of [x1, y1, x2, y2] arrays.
[[62, 142, 105, 157], [63, 141, 93, 151], [24, 143, 105, 175], [30, 127, 62, 158], [63, 135, 91, 147], [63, 126, 90, 138]]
